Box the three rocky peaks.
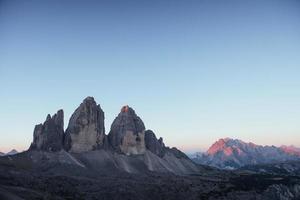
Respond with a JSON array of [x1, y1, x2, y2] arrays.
[[30, 97, 171, 157]]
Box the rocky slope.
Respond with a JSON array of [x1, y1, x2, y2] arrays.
[[0, 153, 299, 200], [239, 161, 300, 176], [193, 138, 300, 169], [26, 97, 201, 175]]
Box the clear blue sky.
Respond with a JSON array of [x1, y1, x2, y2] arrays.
[[1, 0, 300, 153]]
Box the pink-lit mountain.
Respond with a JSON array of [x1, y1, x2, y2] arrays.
[[192, 138, 300, 169], [280, 145, 300, 157]]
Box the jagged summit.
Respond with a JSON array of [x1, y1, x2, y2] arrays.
[[30, 109, 64, 152], [193, 138, 300, 169], [144, 130, 166, 157], [112, 105, 145, 133], [108, 105, 146, 155], [25, 97, 198, 175], [64, 97, 105, 153], [0, 149, 19, 156], [120, 105, 139, 115], [83, 96, 96, 102], [207, 138, 255, 155], [280, 145, 300, 156], [121, 105, 129, 113], [6, 149, 19, 155]]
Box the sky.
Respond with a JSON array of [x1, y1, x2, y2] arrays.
[[0, 0, 300, 153]]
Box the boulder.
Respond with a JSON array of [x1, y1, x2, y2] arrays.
[[30, 109, 64, 151], [64, 97, 105, 153]]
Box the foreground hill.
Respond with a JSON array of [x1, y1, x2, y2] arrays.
[[1, 152, 300, 200], [0, 149, 203, 176], [192, 138, 300, 169]]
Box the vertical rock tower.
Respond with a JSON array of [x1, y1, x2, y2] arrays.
[[28, 97, 188, 166], [108, 105, 146, 155], [144, 130, 166, 157], [30, 109, 64, 151], [64, 97, 105, 153]]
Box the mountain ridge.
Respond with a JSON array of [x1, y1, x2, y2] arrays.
[[192, 138, 300, 169], [24, 96, 202, 175]]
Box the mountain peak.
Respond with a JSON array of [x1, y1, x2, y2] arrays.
[[64, 97, 105, 153], [121, 105, 129, 112], [207, 138, 237, 155], [108, 106, 146, 155], [83, 96, 96, 103], [280, 145, 300, 156], [6, 149, 18, 155], [30, 109, 64, 151], [46, 114, 51, 121], [194, 138, 300, 169], [223, 137, 233, 142], [0, 149, 19, 156], [112, 106, 145, 133], [119, 105, 137, 116]]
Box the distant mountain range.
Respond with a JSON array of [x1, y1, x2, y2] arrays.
[[0, 149, 18, 156], [192, 138, 300, 169]]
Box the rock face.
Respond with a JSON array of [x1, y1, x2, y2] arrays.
[[30, 110, 64, 151], [193, 138, 300, 169], [144, 130, 166, 157], [64, 97, 105, 153], [108, 105, 146, 155]]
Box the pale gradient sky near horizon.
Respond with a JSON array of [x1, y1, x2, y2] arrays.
[[1, 0, 300, 153]]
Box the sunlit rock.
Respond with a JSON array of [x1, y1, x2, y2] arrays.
[[108, 105, 146, 155]]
